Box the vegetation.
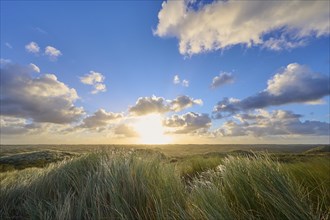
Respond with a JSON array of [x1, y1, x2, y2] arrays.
[[0, 146, 329, 220]]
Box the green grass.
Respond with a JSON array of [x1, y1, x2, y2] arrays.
[[0, 148, 329, 220], [0, 150, 77, 172]]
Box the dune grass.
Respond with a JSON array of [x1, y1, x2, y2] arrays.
[[1, 149, 329, 220]]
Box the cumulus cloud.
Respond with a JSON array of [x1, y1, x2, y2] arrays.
[[114, 124, 138, 137], [163, 112, 211, 134], [80, 71, 107, 94], [29, 63, 40, 73], [155, 0, 329, 55], [211, 72, 234, 89], [45, 46, 62, 60], [78, 109, 122, 130], [129, 96, 170, 116], [213, 63, 330, 118], [25, 42, 40, 54], [129, 95, 202, 116], [169, 95, 202, 112], [173, 74, 189, 87], [215, 110, 329, 137], [0, 62, 84, 124]]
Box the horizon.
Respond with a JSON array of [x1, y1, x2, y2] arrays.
[[1, 0, 330, 145]]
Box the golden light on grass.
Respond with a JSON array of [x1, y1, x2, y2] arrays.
[[133, 114, 171, 144]]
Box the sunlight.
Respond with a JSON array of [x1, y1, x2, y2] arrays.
[[133, 114, 171, 144]]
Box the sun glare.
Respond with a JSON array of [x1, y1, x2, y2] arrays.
[[133, 114, 171, 144]]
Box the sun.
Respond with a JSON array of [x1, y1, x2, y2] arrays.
[[133, 114, 171, 144]]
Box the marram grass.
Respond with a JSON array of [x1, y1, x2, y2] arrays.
[[1, 150, 329, 220]]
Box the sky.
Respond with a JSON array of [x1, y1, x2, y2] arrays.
[[1, 0, 329, 145]]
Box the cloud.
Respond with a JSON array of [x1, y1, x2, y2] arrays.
[[0, 58, 12, 66], [173, 74, 189, 87], [77, 109, 123, 131], [114, 124, 138, 137], [213, 63, 330, 118], [5, 42, 13, 49], [45, 46, 62, 60], [169, 95, 202, 112], [263, 36, 306, 51], [0, 62, 84, 124], [25, 42, 40, 54], [173, 75, 180, 84], [129, 95, 170, 116], [182, 79, 189, 87], [29, 63, 40, 73], [211, 72, 234, 89], [0, 116, 41, 135], [163, 112, 211, 134], [154, 0, 329, 55], [80, 71, 107, 94], [129, 95, 202, 116], [35, 27, 47, 34], [215, 110, 329, 137]]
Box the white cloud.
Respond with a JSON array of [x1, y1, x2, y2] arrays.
[[80, 71, 104, 85], [25, 42, 40, 54], [169, 95, 202, 112], [155, 0, 330, 55], [1, 62, 84, 124], [213, 63, 330, 118], [29, 63, 40, 73], [92, 83, 106, 94], [129, 95, 170, 116], [164, 112, 211, 134], [129, 95, 203, 116], [182, 79, 189, 87], [45, 46, 62, 60], [211, 72, 234, 89], [263, 36, 306, 51], [173, 75, 180, 84], [216, 110, 329, 137], [77, 109, 123, 131], [0, 116, 46, 135], [173, 74, 189, 87], [80, 71, 107, 94]]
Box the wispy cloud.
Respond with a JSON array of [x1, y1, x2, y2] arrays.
[[35, 27, 47, 34], [29, 63, 40, 73], [5, 42, 12, 49]]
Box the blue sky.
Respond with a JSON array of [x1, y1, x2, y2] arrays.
[[1, 0, 329, 144]]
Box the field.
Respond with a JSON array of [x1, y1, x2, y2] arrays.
[[1, 144, 329, 220]]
